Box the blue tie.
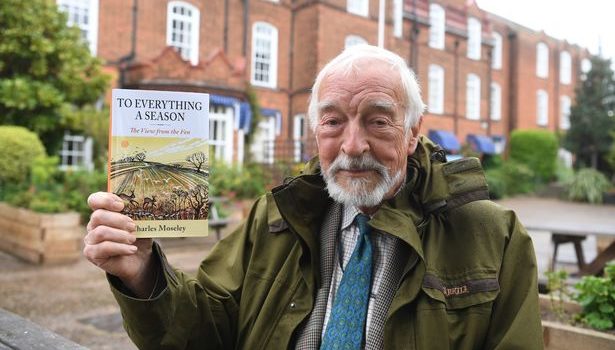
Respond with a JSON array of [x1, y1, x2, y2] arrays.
[[321, 214, 373, 350]]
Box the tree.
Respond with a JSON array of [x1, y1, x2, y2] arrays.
[[564, 56, 615, 172], [186, 151, 207, 172], [0, 0, 109, 153]]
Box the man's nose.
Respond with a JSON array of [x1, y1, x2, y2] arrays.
[[341, 122, 369, 156]]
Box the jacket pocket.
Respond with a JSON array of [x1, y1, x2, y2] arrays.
[[413, 271, 499, 350]]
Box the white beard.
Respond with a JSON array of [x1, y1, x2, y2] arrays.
[[323, 153, 404, 208]]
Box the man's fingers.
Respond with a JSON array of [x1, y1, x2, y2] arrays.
[[88, 192, 125, 212], [83, 241, 138, 263], [88, 209, 136, 232], [85, 226, 137, 245]]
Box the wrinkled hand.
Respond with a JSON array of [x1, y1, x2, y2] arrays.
[[84, 192, 156, 297]]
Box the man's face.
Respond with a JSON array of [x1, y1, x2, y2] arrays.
[[315, 59, 421, 210]]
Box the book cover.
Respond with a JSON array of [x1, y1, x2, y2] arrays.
[[108, 89, 209, 238]]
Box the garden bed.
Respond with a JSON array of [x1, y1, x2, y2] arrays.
[[539, 294, 615, 349], [0, 202, 82, 264]]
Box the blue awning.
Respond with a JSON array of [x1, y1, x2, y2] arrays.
[[239, 102, 252, 133], [428, 130, 461, 153], [467, 134, 496, 155], [210, 94, 239, 107], [260, 108, 279, 118]]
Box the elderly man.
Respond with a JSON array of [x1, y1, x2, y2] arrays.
[[85, 45, 543, 349]]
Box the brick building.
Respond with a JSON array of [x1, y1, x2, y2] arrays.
[[57, 0, 591, 165]]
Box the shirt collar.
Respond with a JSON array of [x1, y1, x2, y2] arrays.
[[340, 204, 362, 231]]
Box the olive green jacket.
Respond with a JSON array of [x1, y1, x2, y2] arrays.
[[110, 138, 543, 349]]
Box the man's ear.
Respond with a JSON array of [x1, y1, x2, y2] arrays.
[[407, 117, 423, 156]]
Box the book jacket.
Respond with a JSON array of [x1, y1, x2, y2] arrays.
[[108, 89, 209, 238]]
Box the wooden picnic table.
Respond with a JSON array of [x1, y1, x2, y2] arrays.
[[496, 197, 615, 276]]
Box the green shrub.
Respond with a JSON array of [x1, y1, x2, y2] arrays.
[[0, 126, 46, 185], [0, 156, 107, 222], [210, 161, 270, 199], [509, 129, 558, 183], [485, 161, 535, 199], [565, 168, 611, 204], [574, 261, 615, 330]]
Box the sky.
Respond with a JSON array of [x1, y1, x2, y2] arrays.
[[476, 0, 615, 62]]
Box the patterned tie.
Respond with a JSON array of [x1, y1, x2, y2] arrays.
[[321, 214, 373, 350]]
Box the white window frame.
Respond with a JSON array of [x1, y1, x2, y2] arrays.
[[293, 114, 306, 163], [467, 17, 481, 60], [581, 58, 592, 80], [393, 0, 403, 38], [251, 116, 276, 164], [428, 64, 445, 114], [536, 42, 549, 78], [492, 32, 502, 69], [490, 82, 502, 121], [466, 74, 481, 120], [251, 22, 278, 89], [347, 0, 369, 17], [59, 132, 93, 171], [560, 51, 572, 85], [536, 89, 549, 126], [57, 0, 99, 55], [209, 105, 234, 164], [345, 35, 368, 48], [428, 4, 445, 50], [560, 95, 571, 130], [166, 1, 200, 65]]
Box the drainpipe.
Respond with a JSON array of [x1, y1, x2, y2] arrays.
[[410, 0, 419, 69], [118, 0, 138, 88], [453, 39, 459, 135], [507, 30, 518, 135], [287, 5, 295, 139], [242, 0, 250, 57], [224, 0, 229, 52], [487, 46, 493, 136]]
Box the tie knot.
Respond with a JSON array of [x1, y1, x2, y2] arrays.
[[355, 214, 371, 236]]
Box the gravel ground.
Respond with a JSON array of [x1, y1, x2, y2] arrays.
[[0, 233, 228, 350]]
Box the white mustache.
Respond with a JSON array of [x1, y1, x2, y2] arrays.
[[326, 153, 389, 179]]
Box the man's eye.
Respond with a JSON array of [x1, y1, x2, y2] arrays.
[[323, 119, 340, 126]]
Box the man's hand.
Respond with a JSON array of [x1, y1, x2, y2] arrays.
[[84, 192, 156, 298]]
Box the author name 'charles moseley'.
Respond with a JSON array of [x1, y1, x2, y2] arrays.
[[137, 224, 187, 234]]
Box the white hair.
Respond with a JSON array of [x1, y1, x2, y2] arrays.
[[308, 44, 426, 133]]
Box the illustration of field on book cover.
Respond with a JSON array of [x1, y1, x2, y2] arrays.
[[109, 89, 209, 238]]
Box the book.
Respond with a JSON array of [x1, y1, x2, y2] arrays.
[[108, 89, 210, 238]]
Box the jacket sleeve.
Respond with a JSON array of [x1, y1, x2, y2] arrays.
[[483, 211, 544, 350], [108, 196, 268, 349]]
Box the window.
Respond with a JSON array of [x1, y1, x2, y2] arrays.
[[57, 0, 99, 54], [345, 35, 368, 48], [347, 0, 369, 17], [251, 117, 276, 164], [429, 4, 445, 49], [393, 0, 403, 38], [536, 90, 549, 126], [490, 83, 501, 121], [428, 64, 444, 114], [560, 51, 572, 84], [581, 58, 592, 80], [467, 17, 481, 60], [251, 22, 278, 88], [59, 132, 93, 171], [293, 114, 306, 163], [560, 95, 571, 130], [209, 105, 234, 164], [166, 1, 200, 65], [536, 42, 549, 78], [492, 32, 502, 69], [466, 74, 481, 120]]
